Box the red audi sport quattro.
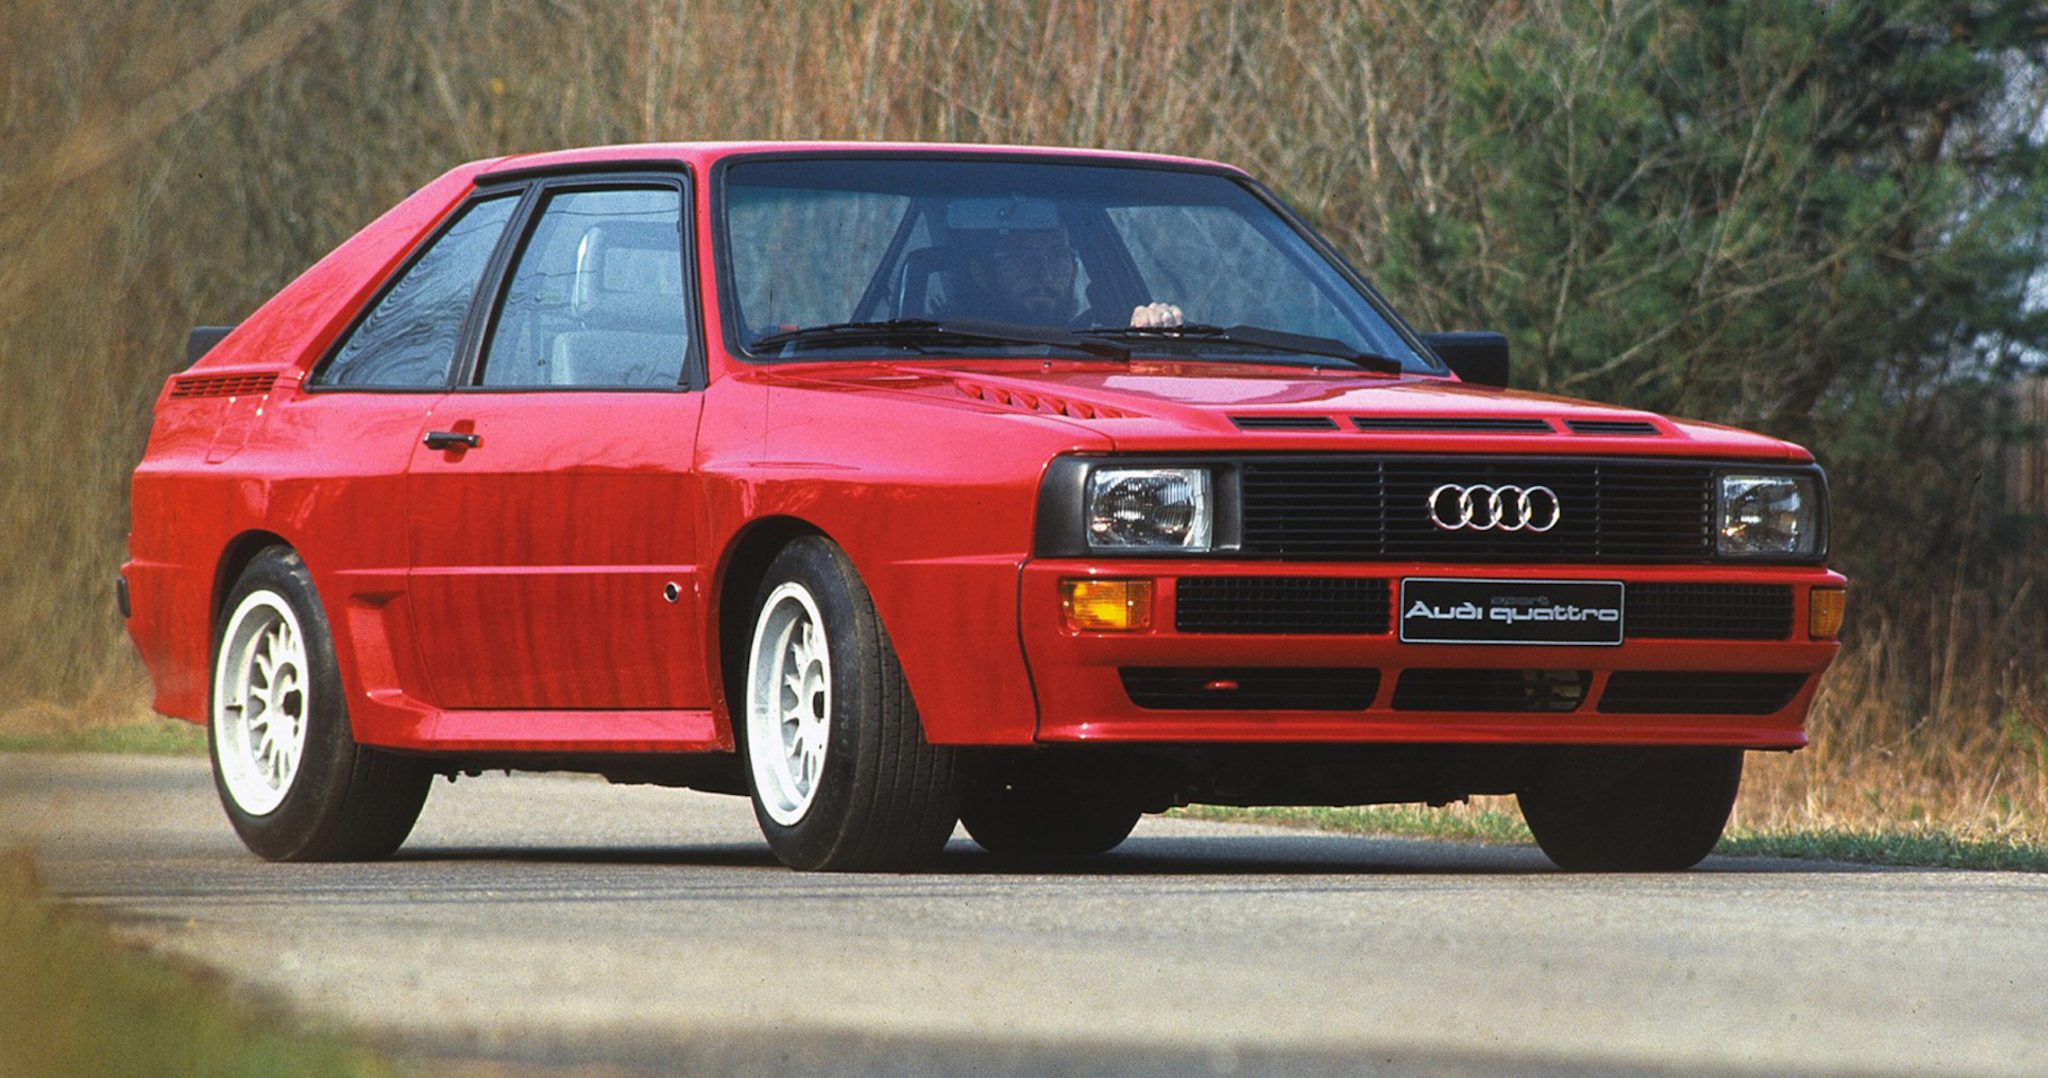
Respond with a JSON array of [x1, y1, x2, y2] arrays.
[[123, 142, 1845, 872]]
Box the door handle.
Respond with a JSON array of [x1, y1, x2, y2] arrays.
[[423, 430, 480, 450]]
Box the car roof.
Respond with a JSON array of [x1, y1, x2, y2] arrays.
[[476, 140, 1250, 179]]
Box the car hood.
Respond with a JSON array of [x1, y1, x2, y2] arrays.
[[764, 359, 1811, 461]]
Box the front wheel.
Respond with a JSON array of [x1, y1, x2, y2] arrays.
[[1517, 748, 1743, 872], [741, 537, 959, 871], [210, 547, 430, 861]]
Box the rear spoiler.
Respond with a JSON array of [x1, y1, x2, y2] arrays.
[[186, 325, 236, 366]]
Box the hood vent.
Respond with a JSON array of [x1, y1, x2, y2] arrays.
[[169, 372, 277, 400], [1231, 415, 1339, 431], [954, 380, 1132, 420], [1351, 416, 1552, 433], [1568, 419, 1660, 436]]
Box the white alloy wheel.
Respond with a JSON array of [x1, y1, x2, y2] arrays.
[[212, 589, 312, 816], [747, 580, 833, 826]]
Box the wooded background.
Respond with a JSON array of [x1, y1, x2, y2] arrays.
[[4, 0, 2044, 829]]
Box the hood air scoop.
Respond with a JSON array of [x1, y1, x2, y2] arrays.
[[1566, 419, 1661, 435], [1351, 416, 1552, 433], [1230, 415, 1340, 431], [1226, 415, 1665, 435]]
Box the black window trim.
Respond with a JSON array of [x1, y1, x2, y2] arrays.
[[305, 188, 530, 393], [706, 149, 1447, 375], [306, 164, 708, 395], [456, 167, 708, 394]]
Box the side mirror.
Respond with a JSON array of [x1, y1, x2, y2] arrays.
[[1421, 331, 1510, 388]]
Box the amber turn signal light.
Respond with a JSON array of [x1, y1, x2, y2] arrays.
[[1061, 578, 1153, 632], [1809, 587, 1846, 639]]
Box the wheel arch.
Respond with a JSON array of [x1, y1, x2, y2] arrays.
[[710, 516, 833, 740], [212, 529, 298, 630]]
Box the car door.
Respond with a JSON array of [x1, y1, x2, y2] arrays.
[[405, 174, 710, 710], [286, 191, 524, 713]]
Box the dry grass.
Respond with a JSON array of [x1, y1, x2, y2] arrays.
[[1735, 637, 2048, 844], [1, 1, 2043, 847]]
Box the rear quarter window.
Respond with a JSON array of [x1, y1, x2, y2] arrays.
[[316, 194, 519, 388]]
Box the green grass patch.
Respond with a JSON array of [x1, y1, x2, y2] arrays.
[[0, 851, 390, 1077], [0, 720, 206, 756], [1171, 804, 2048, 871], [1171, 803, 1535, 844], [1717, 830, 2048, 871]]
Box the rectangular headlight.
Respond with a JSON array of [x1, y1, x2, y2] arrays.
[[1718, 473, 1821, 558], [1087, 467, 1212, 552]]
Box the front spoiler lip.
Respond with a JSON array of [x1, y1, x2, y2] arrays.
[[1034, 715, 1814, 749], [1017, 559, 1844, 748]]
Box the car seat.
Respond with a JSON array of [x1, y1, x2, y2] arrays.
[[550, 222, 689, 386]]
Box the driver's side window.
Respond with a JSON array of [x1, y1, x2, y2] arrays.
[[478, 187, 690, 388]]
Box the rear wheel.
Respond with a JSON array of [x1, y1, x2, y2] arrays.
[[741, 537, 959, 871], [961, 781, 1141, 857], [1517, 748, 1743, 871], [209, 547, 430, 861]]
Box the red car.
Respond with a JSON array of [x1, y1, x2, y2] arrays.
[[123, 142, 1845, 871]]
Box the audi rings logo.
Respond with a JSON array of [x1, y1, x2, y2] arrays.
[[1426, 484, 1563, 533]]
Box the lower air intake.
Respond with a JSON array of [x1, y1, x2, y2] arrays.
[[1599, 672, 1808, 715], [1120, 668, 1380, 711], [1626, 584, 1794, 640], [1175, 577, 1391, 634], [1392, 669, 1590, 712]]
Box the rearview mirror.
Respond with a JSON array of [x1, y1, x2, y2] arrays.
[[1421, 332, 1509, 388]]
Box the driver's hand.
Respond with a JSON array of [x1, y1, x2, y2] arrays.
[[1130, 302, 1184, 328]]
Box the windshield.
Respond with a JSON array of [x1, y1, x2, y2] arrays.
[[719, 156, 1439, 371]]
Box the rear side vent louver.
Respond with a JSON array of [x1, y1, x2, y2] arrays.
[[1567, 419, 1660, 436], [168, 373, 276, 400], [1231, 415, 1339, 431], [1351, 416, 1552, 433]]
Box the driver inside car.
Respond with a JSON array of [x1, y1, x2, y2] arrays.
[[950, 198, 1183, 329]]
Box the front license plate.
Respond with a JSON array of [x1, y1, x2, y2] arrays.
[[1399, 578, 1625, 646]]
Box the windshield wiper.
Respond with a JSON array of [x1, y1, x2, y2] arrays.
[[1077, 323, 1406, 373], [750, 319, 1130, 361]]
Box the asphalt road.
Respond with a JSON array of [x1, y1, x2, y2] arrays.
[[2, 753, 2044, 1076]]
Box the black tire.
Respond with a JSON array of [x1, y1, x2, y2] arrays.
[[739, 537, 960, 871], [208, 547, 431, 861], [1517, 748, 1744, 872], [961, 781, 1141, 857]]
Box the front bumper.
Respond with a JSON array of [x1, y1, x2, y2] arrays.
[[1019, 561, 1844, 748]]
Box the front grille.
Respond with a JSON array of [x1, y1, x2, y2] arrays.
[[1351, 416, 1552, 433], [1120, 668, 1380, 711], [1626, 584, 1793, 640], [1232, 415, 1338, 431], [1176, 577, 1390, 634], [1599, 671, 1808, 714], [1392, 669, 1590, 712], [1237, 457, 1714, 562]]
